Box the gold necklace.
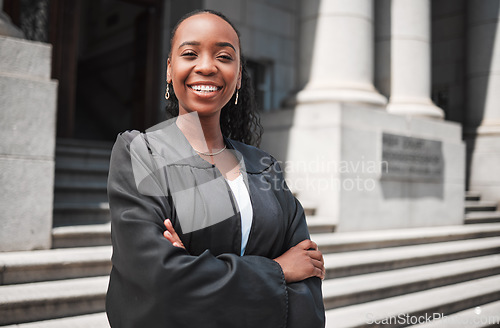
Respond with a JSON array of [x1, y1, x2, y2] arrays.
[[193, 145, 226, 156]]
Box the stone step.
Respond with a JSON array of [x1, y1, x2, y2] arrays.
[[414, 300, 500, 327], [465, 191, 481, 202], [54, 141, 109, 186], [54, 164, 109, 186], [55, 147, 112, 160], [53, 202, 110, 226], [312, 223, 500, 253], [0, 276, 108, 326], [465, 211, 500, 225], [55, 158, 109, 171], [53, 182, 108, 204], [323, 254, 500, 309], [50, 223, 500, 251], [323, 237, 500, 278], [0, 246, 111, 285], [300, 200, 316, 216], [53, 182, 107, 191], [50, 219, 333, 248], [306, 216, 336, 234], [465, 201, 498, 213], [49, 218, 333, 249], [2, 312, 110, 328], [52, 223, 111, 248], [54, 220, 500, 252], [325, 275, 500, 328], [57, 138, 114, 150], [55, 141, 112, 174]]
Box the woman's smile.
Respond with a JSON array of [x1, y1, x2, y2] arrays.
[[188, 83, 223, 98]]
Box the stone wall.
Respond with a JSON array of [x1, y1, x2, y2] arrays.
[[0, 36, 57, 251], [261, 103, 465, 232]]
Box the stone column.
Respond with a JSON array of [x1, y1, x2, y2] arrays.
[[386, 0, 444, 119], [294, 0, 386, 106], [0, 36, 57, 251], [466, 0, 500, 202], [262, 0, 465, 232], [0, 0, 25, 38]]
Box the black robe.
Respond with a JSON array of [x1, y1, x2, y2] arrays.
[[106, 120, 325, 328]]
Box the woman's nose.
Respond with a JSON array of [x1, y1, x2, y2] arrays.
[[195, 56, 217, 75]]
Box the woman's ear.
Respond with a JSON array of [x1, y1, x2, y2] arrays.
[[237, 64, 242, 89], [166, 58, 172, 83]]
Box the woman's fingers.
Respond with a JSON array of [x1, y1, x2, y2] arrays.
[[163, 230, 174, 242], [313, 265, 325, 280], [297, 240, 323, 263], [301, 240, 324, 279], [297, 239, 318, 251], [168, 222, 185, 247], [307, 249, 324, 264], [164, 219, 175, 233], [310, 258, 325, 280], [163, 219, 186, 249]]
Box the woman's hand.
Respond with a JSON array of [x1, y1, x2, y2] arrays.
[[273, 239, 325, 283], [163, 219, 186, 250]]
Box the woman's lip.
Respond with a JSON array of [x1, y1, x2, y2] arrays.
[[188, 85, 223, 98], [188, 84, 223, 91]]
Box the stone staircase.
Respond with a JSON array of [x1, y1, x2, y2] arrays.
[[0, 141, 499, 327], [0, 139, 114, 327], [465, 191, 500, 225], [321, 226, 500, 327], [52, 139, 112, 227]]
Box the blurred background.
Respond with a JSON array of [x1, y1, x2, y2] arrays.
[[1, 0, 500, 327]]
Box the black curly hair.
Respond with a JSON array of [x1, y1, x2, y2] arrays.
[[165, 9, 263, 147]]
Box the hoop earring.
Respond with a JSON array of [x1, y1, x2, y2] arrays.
[[165, 83, 170, 100], [235, 89, 239, 105]]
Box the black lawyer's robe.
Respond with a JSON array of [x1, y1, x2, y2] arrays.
[[106, 122, 325, 328]]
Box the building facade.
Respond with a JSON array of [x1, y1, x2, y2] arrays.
[[1, 0, 499, 249]]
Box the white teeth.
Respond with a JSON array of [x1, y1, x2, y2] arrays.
[[191, 85, 219, 92]]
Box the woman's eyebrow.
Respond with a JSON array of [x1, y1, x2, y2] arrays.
[[215, 42, 236, 51], [179, 41, 200, 49], [178, 41, 236, 52]]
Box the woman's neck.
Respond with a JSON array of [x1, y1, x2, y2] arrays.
[[175, 111, 225, 152]]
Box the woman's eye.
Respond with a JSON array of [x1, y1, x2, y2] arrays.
[[218, 55, 233, 61], [181, 52, 197, 57]]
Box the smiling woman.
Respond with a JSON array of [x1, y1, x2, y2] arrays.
[[105, 9, 325, 328], [167, 13, 241, 118], [165, 10, 261, 147]]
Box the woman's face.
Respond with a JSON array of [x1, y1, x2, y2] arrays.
[[167, 13, 242, 117]]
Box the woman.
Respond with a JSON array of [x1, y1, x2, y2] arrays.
[[106, 9, 325, 328]]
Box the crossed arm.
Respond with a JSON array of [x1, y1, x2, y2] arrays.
[[163, 219, 325, 283]]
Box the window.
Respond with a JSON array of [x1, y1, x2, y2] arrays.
[[246, 59, 273, 111]]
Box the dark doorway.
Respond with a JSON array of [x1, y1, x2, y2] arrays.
[[4, 0, 163, 141], [74, 0, 162, 141]]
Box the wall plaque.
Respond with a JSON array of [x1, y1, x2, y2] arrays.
[[381, 133, 443, 181]]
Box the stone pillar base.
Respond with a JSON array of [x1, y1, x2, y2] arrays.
[[387, 98, 444, 120], [261, 103, 465, 232], [291, 86, 387, 107], [0, 36, 57, 251]]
